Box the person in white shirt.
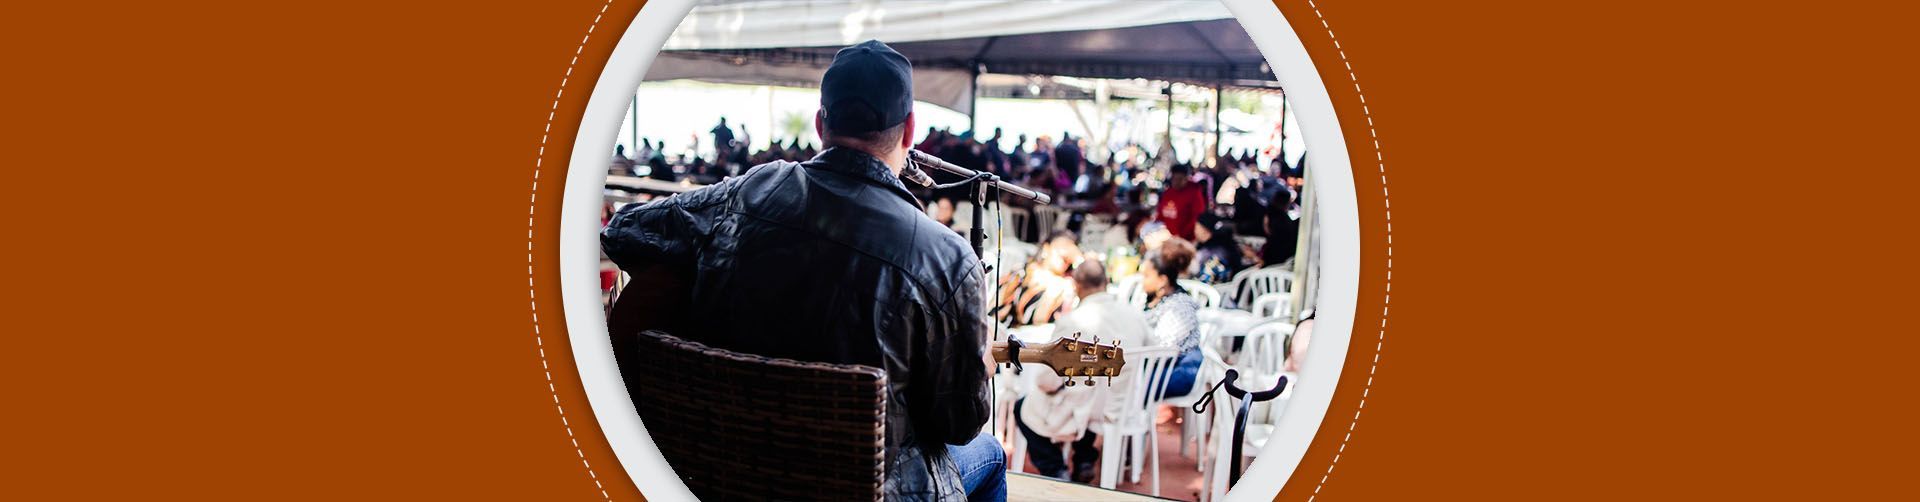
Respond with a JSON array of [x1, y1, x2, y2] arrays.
[[1013, 260, 1150, 482]]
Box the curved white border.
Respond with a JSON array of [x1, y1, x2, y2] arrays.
[[560, 1, 702, 500], [1216, 0, 1359, 499], [558, 1, 1360, 500]]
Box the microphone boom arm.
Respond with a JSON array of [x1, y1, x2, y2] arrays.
[[907, 150, 1052, 205]]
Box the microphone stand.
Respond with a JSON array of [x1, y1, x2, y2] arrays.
[[912, 150, 1048, 258], [924, 169, 1004, 258], [906, 152, 1052, 441], [970, 174, 990, 257]]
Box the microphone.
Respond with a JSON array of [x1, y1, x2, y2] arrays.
[[907, 150, 1052, 204], [898, 158, 936, 187]]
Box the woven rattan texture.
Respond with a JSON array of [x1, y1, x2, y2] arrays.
[[630, 330, 888, 501]]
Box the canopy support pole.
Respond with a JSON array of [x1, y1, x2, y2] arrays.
[[1213, 86, 1224, 163], [1289, 163, 1316, 319], [1276, 90, 1288, 170], [968, 63, 981, 133], [1165, 84, 1175, 162], [766, 86, 775, 150]]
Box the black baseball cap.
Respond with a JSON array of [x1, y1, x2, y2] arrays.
[[820, 40, 913, 134]]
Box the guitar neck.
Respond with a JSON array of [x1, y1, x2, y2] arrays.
[[989, 341, 1049, 365], [989, 336, 1126, 382]]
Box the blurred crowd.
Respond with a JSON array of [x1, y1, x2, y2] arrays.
[[610, 117, 1307, 281]]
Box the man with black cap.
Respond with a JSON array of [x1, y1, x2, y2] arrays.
[[602, 40, 1003, 501]]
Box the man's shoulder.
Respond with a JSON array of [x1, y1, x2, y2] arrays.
[[729, 160, 980, 294], [896, 212, 981, 286]]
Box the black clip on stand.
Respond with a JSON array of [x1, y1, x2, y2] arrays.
[[925, 171, 1001, 258], [1193, 369, 1288, 485]]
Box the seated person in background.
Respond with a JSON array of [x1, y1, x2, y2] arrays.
[[931, 198, 956, 228], [1137, 221, 1172, 256], [1191, 212, 1250, 283], [1012, 261, 1150, 483], [1260, 185, 1299, 268], [1127, 221, 1174, 283], [644, 153, 673, 181], [1088, 208, 1135, 254], [687, 157, 711, 182], [610, 144, 636, 176], [996, 230, 1083, 327], [1141, 238, 1205, 398]]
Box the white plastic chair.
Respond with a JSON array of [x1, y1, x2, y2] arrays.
[[1081, 213, 1114, 241], [1003, 362, 1048, 472], [1184, 309, 1261, 459], [1179, 279, 1223, 309], [984, 241, 1037, 276], [1096, 346, 1180, 495], [1226, 265, 1291, 308], [1031, 205, 1058, 240], [1249, 292, 1292, 320], [1201, 379, 1238, 502], [952, 202, 1016, 243], [950, 201, 974, 232], [1198, 308, 1262, 344], [1003, 206, 1033, 243], [995, 324, 1054, 441], [1161, 348, 1225, 466], [1007, 324, 1056, 344], [1228, 324, 1295, 468], [1111, 275, 1147, 309], [1238, 321, 1294, 380], [1238, 375, 1294, 468]]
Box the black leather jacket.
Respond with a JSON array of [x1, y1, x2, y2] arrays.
[[602, 147, 991, 501]]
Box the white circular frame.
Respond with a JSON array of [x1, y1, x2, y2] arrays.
[[557, 1, 1361, 499]]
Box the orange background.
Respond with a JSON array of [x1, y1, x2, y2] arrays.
[[6, 0, 1916, 499]]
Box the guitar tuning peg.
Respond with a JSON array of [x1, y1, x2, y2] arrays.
[[1104, 340, 1120, 359], [1083, 377, 1096, 387], [1064, 378, 1076, 387], [1085, 336, 1099, 354]]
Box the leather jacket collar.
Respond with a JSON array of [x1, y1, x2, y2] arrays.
[[806, 146, 922, 207]]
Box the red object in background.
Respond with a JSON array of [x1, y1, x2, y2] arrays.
[[1155, 182, 1207, 241], [601, 213, 617, 292]]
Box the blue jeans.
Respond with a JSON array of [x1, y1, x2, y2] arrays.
[[1159, 348, 1205, 399], [948, 432, 1007, 502]]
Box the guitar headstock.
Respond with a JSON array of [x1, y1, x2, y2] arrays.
[[1023, 332, 1127, 387]]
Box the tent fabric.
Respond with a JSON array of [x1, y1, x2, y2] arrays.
[[645, 0, 1277, 113], [644, 53, 979, 114], [662, 0, 1236, 50]]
